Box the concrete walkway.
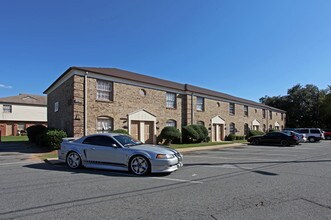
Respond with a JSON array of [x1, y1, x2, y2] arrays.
[[176, 143, 245, 153]]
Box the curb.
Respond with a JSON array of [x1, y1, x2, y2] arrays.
[[176, 143, 246, 153], [44, 158, 64, 165]]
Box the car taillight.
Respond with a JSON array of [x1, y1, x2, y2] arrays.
[[293, 135, 298, 140]]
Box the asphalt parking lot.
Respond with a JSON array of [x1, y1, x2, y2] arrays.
[[0, 141, 330, 219]]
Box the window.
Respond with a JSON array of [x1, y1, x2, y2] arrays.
[[196, 97, 204, 111], [269, 110, 272, 119], [97, 80, 113, 101], [229, 123, 236, 134], [83, 135, 118, 147], [229, 103, 235, 115], [262, 109, 266, 119], [269, 125, 273, 130], [263, 124, 266, 132], [197, 121, 205, 126], [54, 102, 59, 112], [17, 123, 25, 131], [139, 89, 146, 97], [166, 119, 176, 127], [166, 93, 176, 109], [281, 113, 284, 121], [97, 117, 113, 133], [244, 105, 248, 117], [244, 123, 249, 136], [3, 105, 12, 113]]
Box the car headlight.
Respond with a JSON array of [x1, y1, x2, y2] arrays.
[[156, 154, 175, 159]]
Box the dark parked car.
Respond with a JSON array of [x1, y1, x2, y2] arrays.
[[323, 129, 331, 140], [247, 132, 298, 146]]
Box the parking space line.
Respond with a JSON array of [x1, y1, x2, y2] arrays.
[[150, 177, 203, 184], [184, 155, 280, 161]]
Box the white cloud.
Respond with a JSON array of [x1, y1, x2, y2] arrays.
[[0, 84, 13, 89]]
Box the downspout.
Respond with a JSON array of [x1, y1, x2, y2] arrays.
[[84, 72, 88, 136], [191, 93, 194, 125]]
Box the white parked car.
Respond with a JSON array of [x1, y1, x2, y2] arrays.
[[58, 133, 183, 175]]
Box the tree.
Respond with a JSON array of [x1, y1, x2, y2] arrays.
[[260, 84, 328, 128]]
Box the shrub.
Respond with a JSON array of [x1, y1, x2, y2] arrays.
[[43, 129, 67, 150], [112, 129, 129, 135], [182, 125, 199, 143], [27, 124, 47, 143], [235, 135, 245, 140], [225, 134, 236, 141], [182, 124, 209, 143], [158, 126, 181, 145]]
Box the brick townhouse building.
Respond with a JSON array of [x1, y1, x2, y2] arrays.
[[44, 67, 286, 144]]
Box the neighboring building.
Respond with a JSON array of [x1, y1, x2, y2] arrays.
[[0, 94, 47, 136], [44, 67, 286, 143]]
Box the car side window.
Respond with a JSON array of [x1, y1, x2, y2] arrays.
[[310, 129, 320, 134], [83, 136, 118, 147]]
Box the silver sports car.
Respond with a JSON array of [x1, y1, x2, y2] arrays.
[[58, 133, 183, 175]]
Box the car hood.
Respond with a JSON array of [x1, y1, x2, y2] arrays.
[[129, 144, 179, 154]]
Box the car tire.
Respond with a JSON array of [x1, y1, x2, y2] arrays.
[[66, 151, 82, 169], [252, 139, 259, 145], [129, 155, 151, 175], [308, 137, 316, 143], [280, 140, 289, 146]]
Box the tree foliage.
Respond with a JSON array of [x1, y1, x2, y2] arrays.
[[260, 84, 331, 129]]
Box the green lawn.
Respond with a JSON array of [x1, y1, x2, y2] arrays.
[[172, 140, 247, 149], [1, 136, 29, 142]]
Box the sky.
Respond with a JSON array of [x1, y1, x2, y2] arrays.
[[0, 0, 330, 102]]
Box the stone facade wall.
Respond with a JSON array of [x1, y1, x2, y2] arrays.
[[47, 76, 74, 136], [84, 77, 183, 136]]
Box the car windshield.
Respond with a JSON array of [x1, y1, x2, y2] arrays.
[[113, 135, 143, 147]]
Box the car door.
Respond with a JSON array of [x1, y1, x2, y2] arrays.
[[83, 135, 127, 167], [261, 133, 275, 144]]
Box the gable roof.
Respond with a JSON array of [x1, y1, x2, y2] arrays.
[[44, 66, 285, 113], [0, 94, 47, 106]]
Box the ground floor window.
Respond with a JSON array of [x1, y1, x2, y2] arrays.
[[244, 123, 249, 136], [97, 117, 113, 133], [229, 123, 235, 135], [197, 121, 205, 126], [166, 119, 176, 127]]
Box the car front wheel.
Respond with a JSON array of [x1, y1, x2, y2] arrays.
[[308, 137, 316, 142], [66, 152, 82, 169], [252, 139, 259, 145], [129, 155, 150, 175]]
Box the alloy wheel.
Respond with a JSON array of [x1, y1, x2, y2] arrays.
[[67, 152, 81, 169], [130, 156, 150, 175]]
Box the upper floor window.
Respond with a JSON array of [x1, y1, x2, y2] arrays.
[[281, 113, 284, 121], [166, 119, 176, 127], [244, 105, 248, 117], [3, 105, 12, 113], [262, 109, 266, 119], [269, 110, 272, 119], [197, 97, 204, 111], [166, 93, 176, 109], [97, 80, 113, 101], [229, 103, 235, 115], [54, 102, 59, 112], [97, 116, 113, 133]]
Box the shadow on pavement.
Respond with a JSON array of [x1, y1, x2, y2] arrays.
[[24, 161, 172, 178], [0, 141, 53, 154]]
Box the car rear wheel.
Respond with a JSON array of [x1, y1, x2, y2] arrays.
[[252, 139, 259, 145], [308, 137, 316, 142], [129, 155, 150, 175], [66, 151, 81, 169], [280, 140, 289, 146]]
